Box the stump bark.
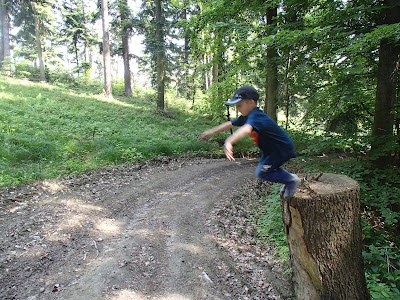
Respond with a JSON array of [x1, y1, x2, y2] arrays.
[[281, 173, 370, 300]]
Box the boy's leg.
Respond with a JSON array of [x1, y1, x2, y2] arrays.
[[255, 160, 300, 199]]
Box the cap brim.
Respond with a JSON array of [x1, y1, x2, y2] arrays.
[[225, 95, 242, 105]]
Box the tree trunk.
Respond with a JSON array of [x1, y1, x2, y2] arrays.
[[0, 0, 11, 73], [264, 7, 278, 122], [204, 52, 210, 90], [74, 40, 80, 76], [84, 40, 93, 79], [101, 0, 112, 98], [371, 0, 400, 168], [155, 0, 165, 110], [281, 173, 370, 300], [122, 30, 133, 97], [83, 4, 92, 80], [31, 2, 46, 82], [283, 56, 292, 130], [212, 32, 223, 85], [120, 0, 133, 97]]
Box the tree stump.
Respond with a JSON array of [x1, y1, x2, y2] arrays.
[[281, 173, 370, 300]]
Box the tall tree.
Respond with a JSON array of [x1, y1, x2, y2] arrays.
[[137, 0, 167, 109], [31, 1, 46, 81], [0, 0, 11, 72], [12, 0, 57, 81], [372, 0, 400, 167], [154, 0, 165, 109], [119, 0, 133, 96], [101, 0, 112, 97], [61, 0, 96, 77], [264, 3, 278, 121]]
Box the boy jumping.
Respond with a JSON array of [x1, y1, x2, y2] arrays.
[[200, 85, 300, 199]]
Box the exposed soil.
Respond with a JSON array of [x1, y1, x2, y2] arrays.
[[0, 157, 293, 300]]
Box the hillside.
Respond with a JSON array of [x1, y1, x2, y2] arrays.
[[0, 76, 226, 187]]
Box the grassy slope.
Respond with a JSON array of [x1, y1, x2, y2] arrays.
[[0, 76, 227, 187]]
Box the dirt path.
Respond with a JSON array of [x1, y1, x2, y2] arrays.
[[0, 157, 292, 300]]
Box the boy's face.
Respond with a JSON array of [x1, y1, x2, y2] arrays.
[[236, 99, 255, 116]]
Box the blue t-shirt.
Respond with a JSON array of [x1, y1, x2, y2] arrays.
[[231, 107, 297, 164]]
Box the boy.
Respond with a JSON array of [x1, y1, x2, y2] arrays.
[[200, 85, 300, 199]]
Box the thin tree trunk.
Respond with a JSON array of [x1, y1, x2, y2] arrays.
[[283, 56, 292, 130], [155, 0, 164, 110], [264, 7, 278, 122], [0, 0, 11, 73], [31, 2, 46, 82], [212, 32, 223, 85], [120, 0, 133, 97], [281, 173, 370, 299], [101, 0, 112, 98], [122, 30, 133, 97], [83, 4, 92, 79], [74, 40, 80, 76], [0, 0, 3, 65], [204, 51, 209, 90]]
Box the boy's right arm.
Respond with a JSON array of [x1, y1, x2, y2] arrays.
[[200, 121, 233, 140]]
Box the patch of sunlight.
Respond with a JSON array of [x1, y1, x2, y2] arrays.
[[9, 202, 28, 213], [174, 242, 203, 255], [108, 290, 146, 300], [94, 94, 134, 108], [45, 198, 105, 241], [59, 214, 87, 230], [41, 180, 65, 193], [109, 290, 190, 300], [60, 198, 104, 213], [46, 231, 71, 242], [95, 219, 122, 236], [159, 295, 191, 300], [0, 91, 23, 101]]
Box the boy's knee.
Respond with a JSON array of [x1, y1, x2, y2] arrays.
[[255, 164, 273, 181]]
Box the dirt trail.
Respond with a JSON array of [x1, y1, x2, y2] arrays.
[[0, 157, 292, 300]]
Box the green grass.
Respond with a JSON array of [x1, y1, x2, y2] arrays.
[[254, 184, 290, 265], [0, 76, 225, 187]]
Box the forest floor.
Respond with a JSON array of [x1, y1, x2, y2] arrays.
[[0, 157, 293, 300]]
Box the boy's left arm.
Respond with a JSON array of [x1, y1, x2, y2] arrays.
[[224, 124, 253, 161]]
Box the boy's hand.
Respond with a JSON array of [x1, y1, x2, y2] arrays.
[[224, 142, 235, 161], [200, 130, 213, 140]]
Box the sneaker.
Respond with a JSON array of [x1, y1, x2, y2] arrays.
[[283, 174, 300, 200], [280, 185, 286, 195]]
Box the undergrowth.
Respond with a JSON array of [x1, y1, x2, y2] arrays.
[[255, 131, 400, 299], [254, 184, 289, 265]]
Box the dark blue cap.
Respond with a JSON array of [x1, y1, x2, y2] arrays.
[[225, 85, 259, 105]]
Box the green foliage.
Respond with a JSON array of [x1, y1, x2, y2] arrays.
[[60, 0, 98, 74], [290, 130, 366, 156], [12, 61, 41, 80], [188, 0, 400, 140], [294, 131, 400, 299], [363, 241, 400, 299], [0, 76, 219, 187], [254, 184, 289, 264]]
